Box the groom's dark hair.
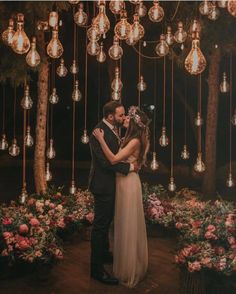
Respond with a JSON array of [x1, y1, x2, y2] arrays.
[[103, 101, 122, 118]]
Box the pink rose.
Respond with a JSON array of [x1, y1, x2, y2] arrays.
[[49, 203, 56, 209], [188, 261, 201, 272], [200, 257, 212, 268], [16, 236, 30, 250], [175, 222, 183, 229], [27, 198, 35, 206], [207, 225, 216, 232], [205, 231, 217, 240], [2, 218, 12, 225], [228, 236, 235, 245], [3, 232, 13, 239], [30, 218, 40, 227], [85, 212, 94, 223], [19, 224, 29, 234], [191, 220, 201, 228]]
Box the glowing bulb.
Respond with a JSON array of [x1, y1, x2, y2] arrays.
[[56, 58, 68, 77], [11, 13, 30, 54], [159, 127, 169, 147], [226, 172, 235, 187], [45, 162, 52, 181], [72, 80, 82, 102], [2, 18, 15, 46], [69, 180, 77, 194], [96, 43, 106, 63], [137, 75, 147, 91], [26, 37, 41, 67], [185, 33, 206, 75], [195, 112, 203, 126], [74, 3, 88, 26], [174, 21, 187, 44], [47, 27, 64, 59], [87, 26, 101, 42], [109, 0, 124, 14], [68, 0, 80, 4], [135, 2, 147, 18], [0, 134, 8, 150], [220, 72, 230, 93], [114, 10, 132, 40], [231, 109, 236, 125], [150, 152, 159, 170], [92, 3, 110, 35], [47, 138, 56, 159], [49, 11, 59, 28], [227, 0, 236, 16], [131, 14, 145, 41], [165, 26, 174, 46], [109, 36, 123, 60], [49, 88, 59, 104], [194, 152, 205, 173], [181, 145, 190, 160], [9, 138, 20, 157], [19, 188, 28, 204], [199, 0, 213, 15], [81, 129, 89, 144], [21, 85, 33, 110], [148, 0, 164, 23], [208, 2, 220, 20], [190, 19, 201, 34], [25, 126, 34, 147], [112, 91, 121, 101], [87, 41, 100, 56], [168, 177, 176, 192], [70, 59, 79, 74], [155, 34, 169, 57], [218, 0, 227, 8], [111, 67, 123, 92], [126, 29, 138, 46]]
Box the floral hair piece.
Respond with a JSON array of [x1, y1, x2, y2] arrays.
[[128, 106, 146, 129]]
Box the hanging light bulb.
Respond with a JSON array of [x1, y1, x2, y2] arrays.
[[45, 162, 52, 182], [185, 32, 206, 75], [181, 44, 185, 50], [181, 144, 190, 160], [92, 2, 110, 35], [190, 19, 201, 34], [49, 11, 59, 28], [174, 21, 187, 44], [9, 138, 20, 156], [195, 112, 203, 126], [19, 187, 28, 204], [72, 80, 82, 102], [111, 67, 123, 92], [227, 0, 236, 16], [2, 18, 15, 46], [114, 10, 132, 40], [81, 129, 89, 144], [49, 88, 59, 104], [108, 36, 123, 60], [0, 134, 8, 150], [220, 72, 230, 93], [68, 0, 80, 4], [231, 109, 236, 125], [208, 2, 220, 20], [131, 14, 145, 41], [11, 13, 30, 54], [112, 91, 121, 101], [21, 85, 33, 110], [129, 0, 142, 4], [199, 0, 213, 15], [148, 0, 164, 22], [87, 25, 101, 42], [109, 0, 124, 14], [135, 1, 147, 18], [226, 172, 235, 187], [69, 180, 77, 194], [155, 34, 169, 57], [47, 26, 64, 59], [194, 152, 205, 173], [159, 127, 169, 147], [168, 177, 176, 192], [96, 43, 106, 63], [26, 37, 41, 67], [218, 0, 228, 8], [126, 29, 138, 46], [56, 58, 68, 77], [24, 126, 34, 147], [137, 75, 147, 92], [165, 26, 174, 46], [150, 152, 159, 170], [70, 59, 79, 74], [74, 3, 88, 26], [46, 138, 56, 159], [87, 40, 100, 56]]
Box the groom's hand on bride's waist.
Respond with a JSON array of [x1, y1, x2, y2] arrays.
[[131, 162, 141, 173]]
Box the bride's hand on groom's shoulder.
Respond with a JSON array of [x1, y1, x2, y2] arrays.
[[93, 128, 104, 142]]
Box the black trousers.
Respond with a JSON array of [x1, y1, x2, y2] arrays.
[[90, 192, 115, 273]]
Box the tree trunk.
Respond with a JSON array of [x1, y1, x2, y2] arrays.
[[34, 30, 49, 194], [202, 48, 221, 198]]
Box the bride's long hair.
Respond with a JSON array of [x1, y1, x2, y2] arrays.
[[121, 107, 150, 166]]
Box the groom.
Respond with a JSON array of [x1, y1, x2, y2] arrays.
[[88, 101, 137, 285]]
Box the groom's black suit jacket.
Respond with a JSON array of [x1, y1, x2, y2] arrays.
[[88, 120, 130, 195]]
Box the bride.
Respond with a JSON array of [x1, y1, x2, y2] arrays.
[[93, 106, 150, 288]]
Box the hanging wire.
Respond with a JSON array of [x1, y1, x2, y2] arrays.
[[97, 63, 101, 121], [153, 59, 157, 152], [47, 63, 51, 149], [229, 52, 232, 174], [2, 84, 6, 134], [198, 74, 202, 153], [162, 56, 166, 127], [184, 74, 187, 145], [170, 57, 174, 178], [50, 60, 55, 139], [84, 28, 88, 131], [119, 40, 122, 102], [138, 40, 141, 107], [13, 83, 17, 139], [22, 105, 27, 192]]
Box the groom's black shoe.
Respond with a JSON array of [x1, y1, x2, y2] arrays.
[[91, 270, 119, 285], [103, 252, 113, 264]]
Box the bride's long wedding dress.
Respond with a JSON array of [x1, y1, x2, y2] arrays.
[[113, 154, 148, 288]]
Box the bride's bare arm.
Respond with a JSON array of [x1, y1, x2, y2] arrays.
[[93, 128, 140, 165]]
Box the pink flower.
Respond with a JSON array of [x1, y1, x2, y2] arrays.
[[228, 236, 235, 245], [27, 198, 35, 206], [19, 224, 29, 234], [205, 231, 217, 240], [16, 236, 30, 250], [30, 218, 40, 227], [188, 261, 201, 272], [1, 249, 8, 256], [85, 212, 94, 223], [2, 218, 12, 225], [191, 220, 201, 228], [3, 232, 13, 239], [207, 225, 216, 232], [200, 257, 212, 268], [175, 222, 183, 229], [35, 251, 42, 257], [49, 203, 56, 209]]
